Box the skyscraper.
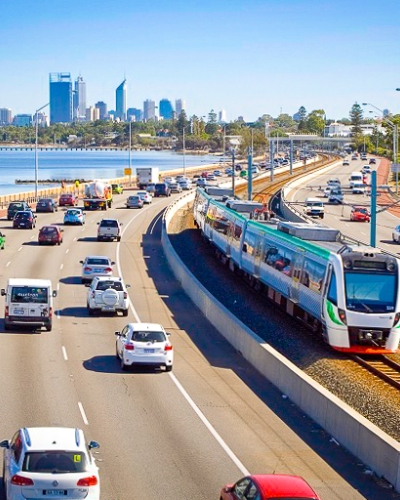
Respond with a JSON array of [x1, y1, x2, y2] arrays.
[[159, 99, 174, 120], [95, 101, 108, 120], [127, 108, 142, 122], [116, 79, 127, 121], [0, 108, 12, 125], [49, 73, 72, 124], [218, 109, 227, 123], [73, 75, 86, 121], [143, 99, 156, 121], [175, 99, 186, 116]]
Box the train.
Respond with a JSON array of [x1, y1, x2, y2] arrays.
[[193, 187, 400, 354]]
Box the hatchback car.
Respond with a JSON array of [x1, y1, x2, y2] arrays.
[[220, 474, 320, 500], [64, 208, 86, 225], [36, 198, 58, 213], [350, 206, 370, 222], [80, 255, 115, 284], [125, 195, 144, 209], [59, 193, 78, 207], [97, 218, 122, 242], [362, 165, 371, 174], [329, 188, 344, 204], [87, 276, 130, 316], [169, 182, 182, 193], [136, 191, 152, 204], [115, 323, 173, 372], [7, 201, 31, 221], [13, 211, 36, 229], [38, 225, 63, 245], [0, 427, 100, 500]]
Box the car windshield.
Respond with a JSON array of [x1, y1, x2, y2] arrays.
[[67, 210, 80, 216], [86, 258, 110, 266], [100, 220, 118, 227], [16, 212, 30, 219], [22, 451, 89, 473], [10, 203, 24, 209], [11, 286, 48, 304], [131, 331, 165, 342], [345, 272, 396, 313], [41, 227, 57, 234], [95, 281, 123, 291], [129, 197, 140, 201]]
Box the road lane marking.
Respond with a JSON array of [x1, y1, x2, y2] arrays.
[[60, 264, 64, 270], [62, 346, 68, 361], [116, 199, 250, 476], [30, 235, 34, 240], [6, 262, 10, 267], [65, 248, 69, 254], [57, 283, 60, 291], [149, 212, 163, 234], [78, 402, 89, 425], [18, 247, 22, 252]]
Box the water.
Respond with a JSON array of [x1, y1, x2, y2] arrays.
[[0, 149, 218, 195]]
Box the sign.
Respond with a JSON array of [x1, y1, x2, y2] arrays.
[[124, 168, 132, 175], [390, 163, 400, 172]]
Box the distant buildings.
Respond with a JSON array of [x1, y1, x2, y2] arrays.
[[95, 101, 108, 120], [143, 99, 156, 121], [49, 72, 73, 124], [127, 108, 142, 122], [13, 114, 32, 127], [218, 109, 226, 123], [86, 106, 100, 122], [159, 99, 174, 120], [115, 79, 127, 121], [73, 75, 86, 121], [0, 108, 12, 125], [175, 99, 186, 116]]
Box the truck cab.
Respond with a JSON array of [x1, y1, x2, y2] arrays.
[[304, 198, 324, 219]]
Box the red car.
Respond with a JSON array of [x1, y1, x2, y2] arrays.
[[201, 171, 209, 178], [38, 225, 63, 245], [59, 193, 78, 207], [220, 474, 320, 500], [350, 206, 370, 222]]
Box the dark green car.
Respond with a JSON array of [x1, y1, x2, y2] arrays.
[[0, 231, 5, 249], [112, 183, 124, 194]]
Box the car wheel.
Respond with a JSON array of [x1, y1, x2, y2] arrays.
[[117, 236, 121, 242], [116, 344, 120, 359], [88, 307, 95, 316], [46, 325, 52, 332], [122, 309, 128, 317], [121, 359, 128, 371], [4, 322, 11, 331], [165, 365, 173, 372]]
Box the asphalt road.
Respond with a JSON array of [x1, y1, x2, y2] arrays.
[[0, 189, 390, 499]]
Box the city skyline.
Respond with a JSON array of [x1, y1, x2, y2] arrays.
[[1, 0, 400, 121]]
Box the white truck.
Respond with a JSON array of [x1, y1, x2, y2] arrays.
[[84, 181, 112, 210], [304, 197, 324, 219], [136, 167, 159, 190]]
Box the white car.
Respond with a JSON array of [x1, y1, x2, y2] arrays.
[[115, 322, 173, 372], [80, 255, 115, 284], [164, 176, 175, 185], [97, 218, 122, 242], [136, 191, 152, 204], [179, 179, 192, 190], [392, 225, 400, 243], [323, 186, 332, 197], [87, 276, 130, 316], [0, 427, 100, 500], [362, 165, 371, 174]]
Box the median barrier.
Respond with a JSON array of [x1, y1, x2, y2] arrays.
[[161, 189, 400, 492]]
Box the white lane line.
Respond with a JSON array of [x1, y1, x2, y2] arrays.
[[74, 237, 77, 241], [18, 247, 22, 252], [78, 402, 89, 425], [30, 235, 34, 240], [57, 283, 60, 291], [5, 261, 10, 267], [62, 346, 68, 361], [65, 248, 69, 254], [60, 264, 64, 270], [116, 199, 249, 476], [149, 211, 164, 234]]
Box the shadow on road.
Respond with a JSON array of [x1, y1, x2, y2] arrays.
[[59, 276, 83, 285], [83, 355, 166, 375]]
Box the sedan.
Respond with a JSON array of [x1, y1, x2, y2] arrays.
[[207, 174, 216, 181], [64, 208, 86, 225], [179, 179, 192, 190], [137, 191, 152, 204], [342, 159, 350, 166], [350, 206, 370, 222], [13, 210, 36, 229], [36, 198, 58, 213], [38, 225, 64, 245], [59, 193, 78, 207], [369, 158, 376, 164], [220, 474, 320, 500], [80, 255, 115, 284], [169, 182, 182, 193], [115, 322, 173, 372], [126, 195, 144, 209]]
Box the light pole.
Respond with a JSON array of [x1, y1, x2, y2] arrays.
[[34, 102, 49, 198], [128, 120, 132, 185], [229, 139, 239, 196]]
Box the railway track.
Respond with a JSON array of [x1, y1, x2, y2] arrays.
[[352, 355, 400, 390]]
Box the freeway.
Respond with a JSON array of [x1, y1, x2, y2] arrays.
[[0, 189, 388, 499]]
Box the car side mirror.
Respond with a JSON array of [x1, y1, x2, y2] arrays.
[[1, 289, 5, 296], [97, 222, 100, 225], [79, 260, 84, 264], [52, 291, 57, 298], [0, 439, 10, 449], [166, 332, 171, 336], [111, 261, 115, 265], [88, 440, 100, 450], [115, 331, 121, 336], [126, 284, 131, 288], [120, 223, 123, 226]]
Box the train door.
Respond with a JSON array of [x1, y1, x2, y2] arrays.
[[253, 234, 264, 279], [290, 250, 305, 303]]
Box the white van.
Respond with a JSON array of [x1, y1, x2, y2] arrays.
[[304, 197, 324, 219], [1, 279, 57, 331], [349, 172, 363, 187]]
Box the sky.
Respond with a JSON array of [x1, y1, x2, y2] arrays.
[[1, 0, 400, 122]]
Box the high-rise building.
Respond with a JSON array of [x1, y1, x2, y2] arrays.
[[116, 79, 127, 121], [218, 109, 227, 123], [127, 108, 142, 122], [159, 99, 174, 120], [86, 106, 100, 122], [95, 101, 108, 120], [13, 114, 32, 127], [175, 99, 186, 116], [143, 99, 156, 121], [0, 108, 12, 125], [49, 72, 72, 124], [73, 75, 86, 121]]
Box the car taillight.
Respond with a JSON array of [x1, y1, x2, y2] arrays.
[[84, 267, 92, 272], [77, 476, 98, 487], [123, 292, 128, 299], [104, 267, 112, 272], [124, 343, 134, 351], [164, 344, 173, 351], [49, 307, 53, 319], [11, 474, 34, 486], [5, 306, 8, 318]]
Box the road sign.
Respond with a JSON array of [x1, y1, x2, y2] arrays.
[[124, 168, 132, 175], [390, 163, 400, 172]]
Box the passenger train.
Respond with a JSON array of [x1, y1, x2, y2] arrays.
[[193, 187, 400, 354]]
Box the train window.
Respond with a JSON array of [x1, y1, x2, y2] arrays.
[[327, 271, 338, 305], [243, 230, 256, 256], [214, 206, 230, 235], [264, 245, 293, 276], [301, 260, 325, 293]]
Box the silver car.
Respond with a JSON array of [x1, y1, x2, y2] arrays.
[[169, 182, 182, 193], [80, 255, 115, 284]]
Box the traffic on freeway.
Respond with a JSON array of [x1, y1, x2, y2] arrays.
[[0, 181, 390, 499]]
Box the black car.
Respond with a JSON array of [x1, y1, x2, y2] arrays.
[[36, 198, 58, 213], [154, 183, 171, 197], [13, 210, 36, 229], [7, 201, 31, 220]]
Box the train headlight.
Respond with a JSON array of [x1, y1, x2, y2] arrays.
[[338, 308, 347, 325], [393, 313, 400, 327]]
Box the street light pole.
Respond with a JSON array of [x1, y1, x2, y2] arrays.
[[182, 126, 186, 176], [129, 120, 132, 185], [231, 147, 236, 194], [34, 102, 49, 199]]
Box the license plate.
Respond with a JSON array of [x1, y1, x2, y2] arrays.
[[94, 268, 102, 273], [13, 309, 24, 315], [144, 349, 155, 354], [103, 306, 115, 311], [20, 223, 26, 226], [44, 490, 67, 496]]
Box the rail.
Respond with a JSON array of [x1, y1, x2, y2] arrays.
[[352, 355, 400, 391]]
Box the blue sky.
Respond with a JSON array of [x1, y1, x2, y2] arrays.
[[1, 0, 400, 121]]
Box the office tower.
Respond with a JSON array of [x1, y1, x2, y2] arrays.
[[218, 109, 227, 123], [73, 75, 86, 121], [0, 108, 12, 125], [143, 99, 156, 121], [13, 114, 32, 127], [116, 79, 127, 121], [175, 99, 186, 116], [95, 101, 108, 120], [127, 108, 142, 122], [86, 106, 99, 122], [159, 99, 174, 120], [49, 72, 72, 124]]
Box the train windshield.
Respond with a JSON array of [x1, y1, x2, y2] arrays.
[[344, 272, 396, 313]]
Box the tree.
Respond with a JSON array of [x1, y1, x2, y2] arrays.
[[305, 109, 326, 134], [349, 103, 363, 136], [274, 113, 295, 129], [297, 106, 307, 131], [205, 109, 218, 135], [176, 110, 189, 135]]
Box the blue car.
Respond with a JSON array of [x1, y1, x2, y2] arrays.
[[64, 208, 86, 225]]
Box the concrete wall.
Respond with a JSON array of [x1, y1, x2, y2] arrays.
[[161, 190, 400, 492]]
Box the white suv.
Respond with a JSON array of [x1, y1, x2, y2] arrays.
[[0, 427, 100, 500], [87, 276, 130, 316], [97, 218, 122, 242]]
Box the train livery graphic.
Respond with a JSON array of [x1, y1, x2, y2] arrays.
[[193, 188, 400, 354]]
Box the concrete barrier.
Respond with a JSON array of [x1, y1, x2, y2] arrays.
[[161, 190, 400, 492]]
